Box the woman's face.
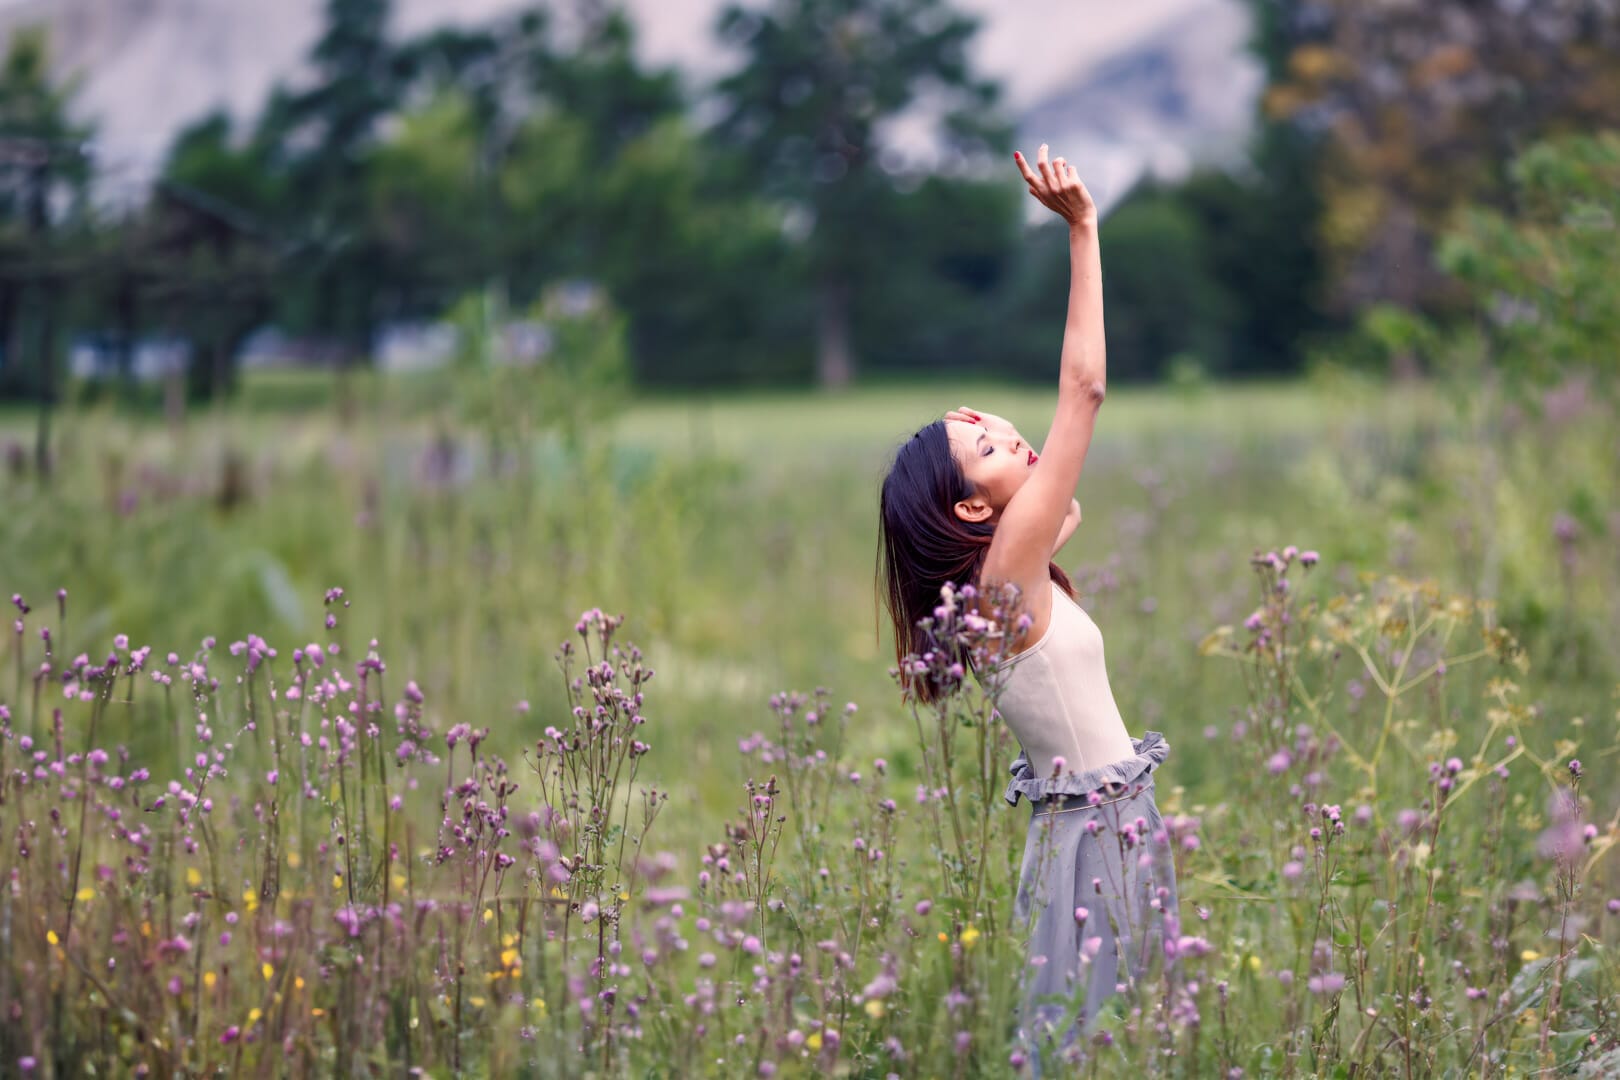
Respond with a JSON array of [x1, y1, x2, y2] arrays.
[[945, 414, 1038, 523]]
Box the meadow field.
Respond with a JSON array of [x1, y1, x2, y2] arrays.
[[1, 369, 1616, 1076]]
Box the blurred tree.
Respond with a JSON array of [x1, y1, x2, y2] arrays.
[[254, 0, 408, 374], [368, 90, 487, 313], [0, 25, 94, 473], [1378, 131, 1620, 403], [496, 7, 798, 388], [709, 0, 1007, 387], [849, 174, 1025, 377], [1175, 125, 1335, 375], [149, 116, 285, 404], [1098, 193, 1237, 381], [1251, 0, 1620, 319]]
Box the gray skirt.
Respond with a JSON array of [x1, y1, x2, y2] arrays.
[[1005, 732, 1179, 1066]]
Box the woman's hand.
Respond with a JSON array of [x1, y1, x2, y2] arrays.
[[1014, 143, 1097, 230], [946, 408, 1022, 443]]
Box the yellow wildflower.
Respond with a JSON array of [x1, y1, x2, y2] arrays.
[[262, 963, 274, 982], [248, 1008, 262, 1024], [806, 1032, 823, 1051], [469, 996, 486, 1008], [960, 926, 981, 949], [75, 887, 95, 902], [46, 930, 59, 946], [1520, 949, 1541, 963], [864, 999, 885, 1019], [204, 972, 217, 990], [286, 851, 301, 868], [332, 874, 344, 891], [186, 867, 202, 887]]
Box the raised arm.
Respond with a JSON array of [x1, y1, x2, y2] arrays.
[[1053, 497, 1081, 556], [981, 145, 1107, 594]]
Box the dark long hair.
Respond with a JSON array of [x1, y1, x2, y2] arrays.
[[875, 420, 1074, 704]]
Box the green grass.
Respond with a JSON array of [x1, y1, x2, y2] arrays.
[[2, 370, 1608, 837], [3, 369, 1617, 1074]]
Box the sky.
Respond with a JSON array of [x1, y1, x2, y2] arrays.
[[619, 0, 1215, 107]]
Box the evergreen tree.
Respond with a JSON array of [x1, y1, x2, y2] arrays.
[[0, 26, 94, 471], [709, 0, 1006, 387], [257, 0, 406, 366]]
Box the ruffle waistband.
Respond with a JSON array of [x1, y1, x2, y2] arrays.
[[1003, 731, 1170, 808]]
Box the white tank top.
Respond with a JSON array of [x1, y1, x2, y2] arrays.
[[979, 580, 1136, 781]]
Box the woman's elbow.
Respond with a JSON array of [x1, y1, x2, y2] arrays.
[[1061, 374, 1107, 408]]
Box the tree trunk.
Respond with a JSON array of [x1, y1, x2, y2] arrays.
[[816, 276, 855, 389]]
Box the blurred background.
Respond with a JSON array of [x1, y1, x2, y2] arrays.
[[0, 0, 1616, 821]]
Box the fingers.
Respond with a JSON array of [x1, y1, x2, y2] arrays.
[[1012, 150, 1040, 187], [1036, 143, 1055, 188]]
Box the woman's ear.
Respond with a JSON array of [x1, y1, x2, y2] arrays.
[[953, 496, 994, 525]]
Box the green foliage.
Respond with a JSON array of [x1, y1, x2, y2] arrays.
[[1433, 131, 1620, 399], [1324, 131, 1620, 407], [1100, 193, 1237, 379], [1245, 0, 1620, 315], [710, 0, 1009, 384], [11, 0, 1618, 400], [0, 25, 94, 406]]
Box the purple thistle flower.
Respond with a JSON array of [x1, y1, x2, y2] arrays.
[[1307, 972, 1345, 995]]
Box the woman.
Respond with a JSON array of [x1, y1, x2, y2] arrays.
[[875, 145, 1178, 1066]]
